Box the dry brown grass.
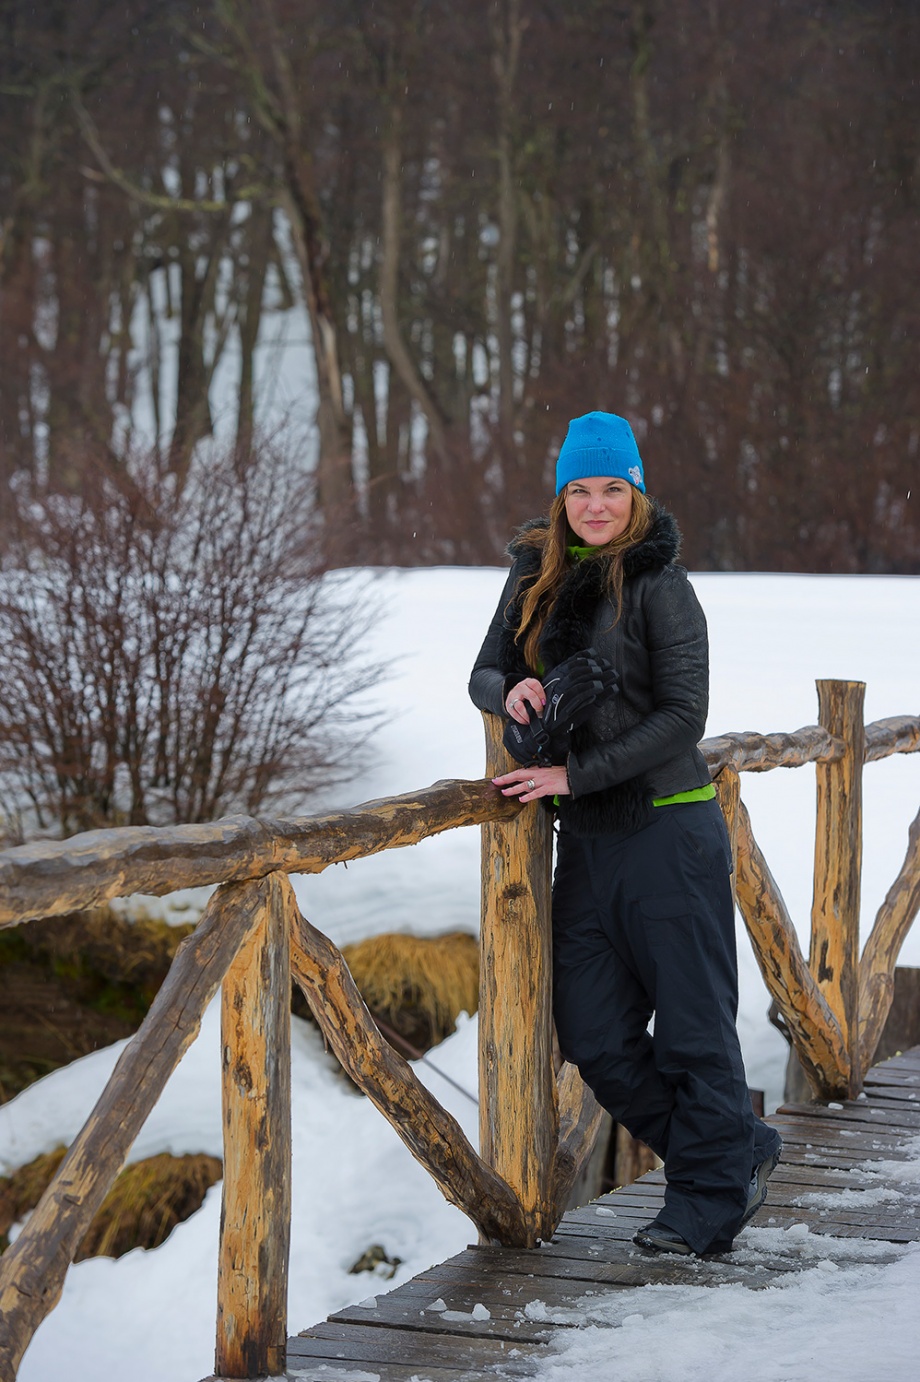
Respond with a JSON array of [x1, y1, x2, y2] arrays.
[[14, 906, 196, 997], [0, 907, 197, 1101], [341, 931, 479, 1051], [0, 1148, 222, 1258]]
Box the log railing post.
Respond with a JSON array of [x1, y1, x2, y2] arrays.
[[216, 873, 292, 1379], [809, 680, 865, 1096], [712, 765, 741, 884], [479, 713, 557, 1245], [0, 882, 268, 1382], [859, 806, 920, 1072]]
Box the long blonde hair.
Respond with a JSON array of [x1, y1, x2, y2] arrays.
[[513, 487, 654, 672]]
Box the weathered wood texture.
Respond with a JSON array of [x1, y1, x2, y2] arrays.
[[733, 797, 850, 1098], [864, 715, 920, 762], [289, 1048, 920, 1381], [216, 873, 292, 1379], [699, 711, 920, 775], [859, 809, 920, 1075], [285, 881, 529, 1247], [871, 966, 920, 1068], [552, 1063, 605, 1214], [712, 765, 741, 875], [0, 712, 915, 932], [0, 779, 520, 927], [479, 714, 557, 1246], [700, 724, 843, 775], [810, 680, 865, 1096], [612, 1122, 661, 1187], [0, 881, 268, 1382]]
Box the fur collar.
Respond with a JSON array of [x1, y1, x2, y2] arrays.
[[506, 501, 680, 572]]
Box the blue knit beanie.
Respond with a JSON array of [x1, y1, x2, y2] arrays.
[[555, 411, 646, 494]]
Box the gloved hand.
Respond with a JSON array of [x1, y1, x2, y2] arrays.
[[502, 650, 618, 766], [541, 650, 619, 735], [502, 712, 555, 766]]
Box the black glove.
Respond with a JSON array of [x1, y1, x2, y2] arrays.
[[502, 712, 555, 766], [501, 650, 619, 766], [541, 651, 619, 735]]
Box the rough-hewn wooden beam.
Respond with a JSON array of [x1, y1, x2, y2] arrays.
[[216, 874, 292, 1380], [700, 725, 843, 776], [0, 881, 268, 1382], [285, 885, 529, 1247], [479, 713, 558, 1247], [809, 680, 865, 1096], [0, 780, 519, 927], [712, 765, 741, 877], [859, 806, 920, 1077], [733, 798, 851, 1099], [864, 715, 920, 763], [1, 713, 914, 932], [699, 712, 920, 775], [552, 1063, 605, 1218]]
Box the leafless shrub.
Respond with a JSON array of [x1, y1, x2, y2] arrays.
[[0, 443, 382, 842]]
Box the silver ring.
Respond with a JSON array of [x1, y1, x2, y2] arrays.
[[510, 698, 520, 710], [526, 779, 536, 790]]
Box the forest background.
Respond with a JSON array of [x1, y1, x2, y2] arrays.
[[2, 0, 918, 574]]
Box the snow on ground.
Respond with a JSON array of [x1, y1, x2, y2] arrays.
[[3, 1005, 481, 1381], [525, 1239, 920, 1382], [1, 568, 918, 1382]]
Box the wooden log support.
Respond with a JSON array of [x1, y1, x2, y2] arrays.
[[552, 1064, 605, 1217], [864, 715, 920, 763], [712, 765, 741, 878], [285, 881, 530, 1247], [809, 680, 866, 1096], [0, 711, 915, 931], [479, 713, 558, 1246], [0, 779, 522, 928], [216, 873, 292, 1380], [0, 881, 269, 1382], [859, 806, 920, 1076], [733, 797, 851, 1098], [701, 724, 844, 776], [613, 1122, 661, 1187]]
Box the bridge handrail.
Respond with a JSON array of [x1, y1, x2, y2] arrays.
[[1, 713, 916, 930]]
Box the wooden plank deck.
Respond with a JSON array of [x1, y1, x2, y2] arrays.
[[286, 1048, 920, 1381]]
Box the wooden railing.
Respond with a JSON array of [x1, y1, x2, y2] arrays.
[[0, 680, 917, 1381]]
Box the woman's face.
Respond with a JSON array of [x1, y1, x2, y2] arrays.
[[564, 476, 634, 545]]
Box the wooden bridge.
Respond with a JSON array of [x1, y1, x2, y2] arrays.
[[288, 1045, 920, 1380], [0, 680, 918, 1382]]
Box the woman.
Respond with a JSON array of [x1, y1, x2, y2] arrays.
[[468, 410, 781, 1256]]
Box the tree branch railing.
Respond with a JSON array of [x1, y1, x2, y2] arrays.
[[0, 682, 917, 1381]]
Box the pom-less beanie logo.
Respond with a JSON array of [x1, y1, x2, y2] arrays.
[[628, 465, 642, 486]]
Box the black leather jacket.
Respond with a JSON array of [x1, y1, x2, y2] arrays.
[[468, 504, 712, 836]]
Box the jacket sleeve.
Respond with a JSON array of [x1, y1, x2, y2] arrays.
[[468, 566, 524, 717], [566, 567, 709, 796]]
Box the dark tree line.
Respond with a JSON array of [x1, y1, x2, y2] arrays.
[[1, 0, 917, 571]]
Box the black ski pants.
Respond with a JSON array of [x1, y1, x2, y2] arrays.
[[552, 797, 780, 1253]]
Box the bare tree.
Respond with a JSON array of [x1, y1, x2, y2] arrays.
[[0, 441, 381, 842]]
